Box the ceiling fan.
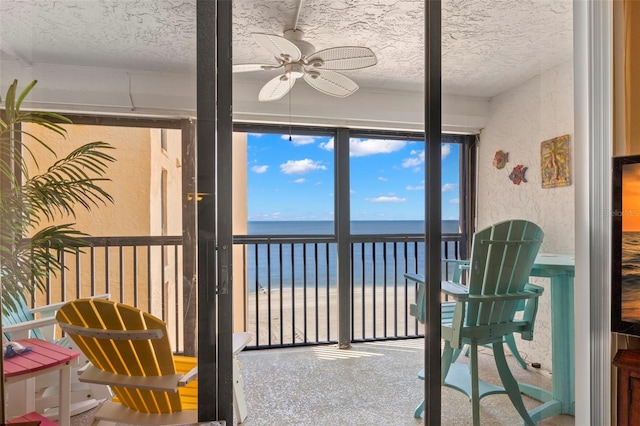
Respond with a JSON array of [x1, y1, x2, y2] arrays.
[[233, 29, 378, 102]]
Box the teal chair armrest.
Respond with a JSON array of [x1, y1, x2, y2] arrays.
[[520, 283, 545, 341]]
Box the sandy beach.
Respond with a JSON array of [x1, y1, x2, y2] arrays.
[[247, 285, 423, 346]]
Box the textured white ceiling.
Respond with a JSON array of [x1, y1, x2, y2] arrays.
[[0, 0, 572, 99]]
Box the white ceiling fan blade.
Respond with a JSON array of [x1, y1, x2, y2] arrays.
[[252, 33, 302, 62], [303, 70, 358, 98], [233, 63, 281, 73], [258, 74, 295, 102], [307, 47, 377, 70]]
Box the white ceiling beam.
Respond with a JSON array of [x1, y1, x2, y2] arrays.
[[0, 37, 32, 67]]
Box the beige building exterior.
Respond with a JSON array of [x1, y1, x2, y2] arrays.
[[24, 122, 250, 346]]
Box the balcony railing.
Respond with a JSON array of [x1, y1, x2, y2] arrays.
[[26, 235, 186, 353], [234, 233, 463, 348], [24, 232, 463, 352]]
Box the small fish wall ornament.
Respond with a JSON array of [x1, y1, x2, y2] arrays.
[[493, 150, 509, 169], [509, 164, 528, 185]]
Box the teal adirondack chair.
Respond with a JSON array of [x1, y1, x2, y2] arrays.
[[406, 219, 544, 425], [442, 258, 540, 369], [2, 292, 112, 419]]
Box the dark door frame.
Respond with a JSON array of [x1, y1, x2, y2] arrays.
[[196, 1, 443, 424]]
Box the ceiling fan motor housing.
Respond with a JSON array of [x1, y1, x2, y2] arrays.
[[284, 29, 315, 57]]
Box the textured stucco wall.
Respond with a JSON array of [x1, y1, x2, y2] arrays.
[[477, 60, 574, 372], [24, 123, 153, 236]]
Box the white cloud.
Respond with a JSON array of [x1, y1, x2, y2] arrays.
[[449, 198, 460, 204], [442, 143, 451, 159], [293, 178, 306, 184], [402, 150, 425, 168], [350, 189, 356, 194], [378, 176, 388, 182], [350, 139, 406, 157], [280, 159, 327, 174], [442, 183, 456, 192], [319, 138, 334, 151], [251, 165, 269, 173], [366, 196, 407, 203], [402, 145, 451, 168], [406, 184, 425, 191], [283, 134, 317, 146]]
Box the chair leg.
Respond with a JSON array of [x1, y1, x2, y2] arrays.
[[233, 357, 248, 424], [451, 345, 465, 363], [469, 341, 480, 426], [414, 399, 425, 418], [503, 334, 527, 369], [441, 341, 454, 384], [492, 342, 536, 426]]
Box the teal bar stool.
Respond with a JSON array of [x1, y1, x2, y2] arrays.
[[407, 219, 545, 425]]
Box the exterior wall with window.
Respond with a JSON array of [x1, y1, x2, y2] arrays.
[[476, 60, 575, 373]]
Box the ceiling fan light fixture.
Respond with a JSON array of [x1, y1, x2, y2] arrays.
[[285, 63, 305, 79]]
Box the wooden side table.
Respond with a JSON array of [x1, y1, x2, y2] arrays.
[[3, 339, 80, 426], [613, 349, 640, 426]]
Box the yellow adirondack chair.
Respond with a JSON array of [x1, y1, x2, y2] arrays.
[[55, 298, 251, 425], [406, 219, 545, 425]]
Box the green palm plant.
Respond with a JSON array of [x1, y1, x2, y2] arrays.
[[0, 79, 115, 312]]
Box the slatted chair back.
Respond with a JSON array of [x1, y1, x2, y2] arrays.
[[2, 292, 46, 340], [56, 298, 186, 414], [464, 220, 543, 335]]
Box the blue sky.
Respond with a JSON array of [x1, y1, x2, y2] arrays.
[[246, 133, 460, 221]]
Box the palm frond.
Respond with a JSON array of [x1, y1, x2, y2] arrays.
[[1, 80, 115, 312]]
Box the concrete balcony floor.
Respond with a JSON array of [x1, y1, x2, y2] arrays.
[[71, 339, 574, 425]]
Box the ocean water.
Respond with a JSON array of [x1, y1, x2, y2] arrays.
[[244, 220, 460, 292], [622, 232, 640, 323]]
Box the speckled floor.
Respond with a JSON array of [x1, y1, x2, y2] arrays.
[[237, 339, 574, 425], [70, 339, 575, 425]]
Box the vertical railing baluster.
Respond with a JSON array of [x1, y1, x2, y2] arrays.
[[60, 249, 66, 302], [133, 247, 138, 307], [161, 244, 166, 321], [254, 244, 260, 346], [75, 247, 81, 299], [278, 244, 284, 345], [403, 240, 408, 335], [383, 242, 388, 338], [350, 242, 355, 339], [372, 242, 377, 339], [325, 243, 330, 342], [416, 242, 420, 334], [267, 243, 272, 346], [174, 245, 180, 353], [104, 243, 110, 298], [303, 243, 308, 343], [361, 242, 365, 339], [147, 245, 152, 313], [291, 243, 295, 344], [314, 243, 319, 343], [119, 246, 124, 304], [90, 246, 96, 296], [393, 242, 398, 337]]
